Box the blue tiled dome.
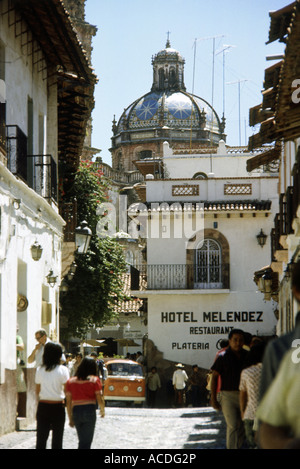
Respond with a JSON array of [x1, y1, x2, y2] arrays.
[[117, 90, 222, 135], [112, 42, 225, 148]]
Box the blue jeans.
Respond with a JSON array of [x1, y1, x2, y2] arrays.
[[72, 404, 97, 449]]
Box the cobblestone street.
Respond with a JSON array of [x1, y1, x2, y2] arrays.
[[0, 405, 226, 451]]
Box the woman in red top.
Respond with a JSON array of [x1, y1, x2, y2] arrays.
[[66, 357, 105, 449]]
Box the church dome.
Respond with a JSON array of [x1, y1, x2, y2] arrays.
[[116, 90, 222, 136], [111, 41, 226, 173]]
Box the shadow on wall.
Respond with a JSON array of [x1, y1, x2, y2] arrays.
[[145, 339, 209, 408]]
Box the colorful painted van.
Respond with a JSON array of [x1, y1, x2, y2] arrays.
[[103, 359, 146, 404]]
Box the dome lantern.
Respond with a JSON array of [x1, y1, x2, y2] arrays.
[[151, 40, 186, 92]]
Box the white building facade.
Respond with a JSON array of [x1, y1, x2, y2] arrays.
[[0, 0, 95, 435], [131, 142, 279, 371]]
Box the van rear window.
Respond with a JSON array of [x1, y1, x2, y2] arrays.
[[107, 363, 143, 377]]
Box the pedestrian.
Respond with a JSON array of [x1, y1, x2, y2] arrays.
[[259, 261, 300, 400], [70, 353, 82, 377], [65, 353, 74, 373], [28, 329, 50, 367], [16, 324, 26, 416], [210, 329, 248, 449], [90, 351, 105, 384], [136, 351, 144, 365], [172, 363, 188, 407], [239, 341, 266, 448], [147, 366, 161, 408], [35, 342, 69, 449], [66, 357, 105, 449], [255, 260, 300, 449], [189, 365, 202, 407], [256, 346, 300, 449]]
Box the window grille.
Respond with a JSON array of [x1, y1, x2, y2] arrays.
[[194, 239, 222, 288]]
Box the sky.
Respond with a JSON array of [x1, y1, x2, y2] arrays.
[[84, 0, 288, 165]]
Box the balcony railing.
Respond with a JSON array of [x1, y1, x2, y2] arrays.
[[0, 103, 6, 155], [130, 264, 225, 291], [27, 154, 57, 202], [60, 199, 77, 242], [271, 187, 295, 261], [6, 125, 57, 202], [6, 125, 27, 181], [279, 187, 294, 237]]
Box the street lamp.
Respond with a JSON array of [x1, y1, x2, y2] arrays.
[[30, 241, 43, 261], [60, 278, 69, 293], [46, 269, 57, 287], [256, 229, 267, 248], [67, 261, 77, 281], [75, 220, 92, 254]]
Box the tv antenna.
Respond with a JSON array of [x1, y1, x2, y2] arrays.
[[227, 79, 248, 146], [216, 44, 236, 120]]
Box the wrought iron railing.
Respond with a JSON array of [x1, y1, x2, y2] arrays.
[[6, 125, 27, 181], [27, 154, 57, 202], [279, 187, 294, 236], [6, 125, 58, 202], [60, 199, 77, 242], [130, 264, 225, 291], [0, 103, 6, 155]]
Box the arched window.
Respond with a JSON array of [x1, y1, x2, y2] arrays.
[[158, 68, 165, 89], [194, 239, 222, 288], [193, 172, 208, 180], [186, 229, 230, 289]]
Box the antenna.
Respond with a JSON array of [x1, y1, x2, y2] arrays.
[[227, 79, 248, 146], [216, 44, 235, 120], [192, 35, 225, 158]]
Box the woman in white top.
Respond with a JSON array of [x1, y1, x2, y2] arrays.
[[35, 342, 69, 449]]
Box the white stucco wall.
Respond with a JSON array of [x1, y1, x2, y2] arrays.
[[138, 145, 279, 370], [0, 9, 62, 383], [0, 164, 64, 382], [147, 291, 277, 370]]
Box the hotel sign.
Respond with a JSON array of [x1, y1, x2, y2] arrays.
[[159, 311, 265, 358]]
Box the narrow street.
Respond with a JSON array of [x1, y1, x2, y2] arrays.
[[0, 405, 226, 451]]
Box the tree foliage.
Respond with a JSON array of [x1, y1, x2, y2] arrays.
[[60, 160, 127, 339]]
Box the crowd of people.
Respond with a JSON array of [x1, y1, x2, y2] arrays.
[[207, 260, 300, 450], [16, 260, 300, 450]]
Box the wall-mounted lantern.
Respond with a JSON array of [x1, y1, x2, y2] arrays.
[[30, 241, 43, 261], [46, 269, 57, 287], [75, 220, 92, 254], [67, 261, 77, 281], [256, 229, 267, 248], [60, 278, 69, 293]]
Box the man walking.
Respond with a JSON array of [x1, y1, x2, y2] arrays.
[[210, 329, 248, 449], [172, 363, 188, 407]]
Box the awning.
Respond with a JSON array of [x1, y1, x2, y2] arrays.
[[82, 339, 106, 347]]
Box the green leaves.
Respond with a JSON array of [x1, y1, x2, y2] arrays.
[[60, 160, 127, 340]]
